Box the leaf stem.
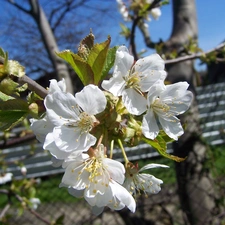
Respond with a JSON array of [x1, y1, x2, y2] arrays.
[[117, 138, 129, 167]]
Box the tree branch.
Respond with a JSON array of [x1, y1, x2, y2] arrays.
[[0, 189, 52, 225], [0, 55, 48, 99], [50, 0, 86, 32], [50, 1, 73, 32], [7, 0, 31, 14], [165, 42, 225, 65], [0, 203, 10, 220], [138, 20, 159, 49], [0, 133, 36, 149], [28, 0, 74, 93], [130, 0, 162, 60], [18, 75, 48, 99]]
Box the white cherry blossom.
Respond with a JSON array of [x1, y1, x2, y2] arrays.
[[142, 80, 193, 140], [116, 0, 129, 21], [150, 8, 161, 20], [29, 198, 41, 210], [123, 163, 168, 196], [102, 46, 166, 115], [60, 144, 136, 215], [31, 80, 107, 160], [146, 0, 162, 20], [0, 173, 13, 185], [48, 78, 67, 94], [30, 79, 66, 143], [44, 84, 106, 159]]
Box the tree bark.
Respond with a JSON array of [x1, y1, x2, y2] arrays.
[[164, 0, 216, 224], [28, 0, 74, 93]]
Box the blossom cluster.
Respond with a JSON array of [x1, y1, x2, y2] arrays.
[[30, 46, 192, 215], [117, 0, 161, 22]]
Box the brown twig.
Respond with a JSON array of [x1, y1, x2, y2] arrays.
[[0, 133, 36, 148], [18, 75, 48, 99], [0, 203, 11, 220], [165, 42, 225, 65], [0, 189, 52, 225], [130, 0, 162, 60], [14, 193, 52, 225]]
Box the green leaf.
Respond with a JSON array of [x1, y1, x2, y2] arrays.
[[0, 91, 15, 101], [158, 130, 175, 143], [27, 91, 42, 104], [101, 46, 118, 81], [138, 3, 150, 17], [56, 50, 94, 85], [161, 0, 170, 6], [0, 99, 29, 130], [0, 47, 6, 58], [78, 31, 95, 57], [7, 60, 25, 77], [16, 83, 28, 92], [119, 23, 131, 40], [0, 77, 19, 95], [87, 37, 111, 84], [142, 136, 186, 162]]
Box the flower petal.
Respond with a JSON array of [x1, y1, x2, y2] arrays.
[[137, 173, 163, 194], [142, 109, 159, 139], [48, 79, 66, 94], [75, 85, 107, 115], [135, 53, 166, 92], [102, 72, 125, 96], [103, 158, 125, 184], [139, 163, 169, 172], [150, 8, 161, 20], [67, 187, 84, 198], [45, 92, 80, 126], [114, 46, 134, 77], [161, 82, 193, 114], [84, 184, 112, 208], [102, 46, 133, 96], [44, 132, 71, 159], [158, 115, 184, 140], [109, 181, 136, 213], [53, 126, 96, 152], [146, 80, 165, 106], [140, 70, 167, 92], [51, 156, 64, 167], [61, 161, 89, 189], [91, 206, 105, 216], [135, 54, 165, 71], [122, 88, 147, 115], [30, 116, 53, 143]]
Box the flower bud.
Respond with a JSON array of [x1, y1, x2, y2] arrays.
[[20, 166, 27, 176]]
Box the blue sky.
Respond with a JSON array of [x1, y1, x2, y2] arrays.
[[112, 0, 225, 53], [0, 0, 225, 71], [195, 0, 225, 50], [106, 0, 225, 71]]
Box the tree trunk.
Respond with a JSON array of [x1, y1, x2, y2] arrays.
[[164, 0, 216, 224], [29, 0, 74, 93]]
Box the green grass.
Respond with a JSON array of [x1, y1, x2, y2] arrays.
[[1, 145, 224, 207], [36, 174, 81, 204], [204, 145, 225, 191]]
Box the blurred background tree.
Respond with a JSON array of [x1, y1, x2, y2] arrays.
[[1, 0, 120, 93]]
